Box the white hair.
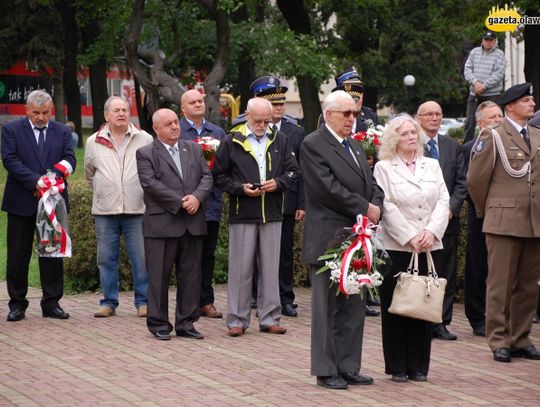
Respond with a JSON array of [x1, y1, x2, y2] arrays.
[[26, 90, 52, 106], [322, 90, 354, 117]]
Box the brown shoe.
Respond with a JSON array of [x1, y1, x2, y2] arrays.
[[228, 327, 244, 337], [94, 306, 115, 318], [200, 304, 223, 318], [260, 325, 287, 334], [137, 305, 147, 317]]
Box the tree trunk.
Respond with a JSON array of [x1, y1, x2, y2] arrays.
[[276, 0, 321, 133], [57, 0, 82, 137], [198, 0, 230, 127], [524, 7, 540, 106], [81, 17, 109, 133], [125, 0, 160, 120], [52, 71, 66, 123]]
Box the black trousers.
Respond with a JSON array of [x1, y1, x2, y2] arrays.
[[464, 206, 487, 329], [200, 220, 221, 307], [145, 234, 202, 334], [6, 213, 64, 312], [431, 232, 458, 326], [381, 251, 432, 376], [252, 214, 296, 305]]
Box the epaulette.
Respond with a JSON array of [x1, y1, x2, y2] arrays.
[[283, 114, 302, 128]]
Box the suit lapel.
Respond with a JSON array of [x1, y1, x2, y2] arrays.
[[390, 155, 419, 185], [178, 141, 190, 181], [437, 134, 448, 169], [321, 127, 364, 179], [23, 120, 42, 164], [42, 122, 54, 163]]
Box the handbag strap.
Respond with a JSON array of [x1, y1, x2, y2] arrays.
[[406, 252, 419, 275], [426, 251, 439, 278]]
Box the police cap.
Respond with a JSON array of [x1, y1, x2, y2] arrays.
[[250, 76, 288, 103]]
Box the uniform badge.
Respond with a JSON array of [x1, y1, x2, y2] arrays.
[[475, 140, 485, 153]]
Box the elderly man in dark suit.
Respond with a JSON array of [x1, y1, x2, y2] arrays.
[[301, 90, 384, 390], [468, 83, 540, 362], [2, 90, 75, 322], [416, 101, 467, 341], [136, 108, 213, 341]]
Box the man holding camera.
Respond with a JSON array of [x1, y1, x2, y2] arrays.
[[212, 97, 299, 337]]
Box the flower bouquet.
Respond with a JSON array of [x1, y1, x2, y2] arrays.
[[193, 136, 220, 169], [352, 121, 385, 159], [35, 170, 72, 257], [317, 215, 388, 298]]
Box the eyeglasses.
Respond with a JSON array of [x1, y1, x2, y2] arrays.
[[417, 112, 443, 118], [332, 110, 360, 118]]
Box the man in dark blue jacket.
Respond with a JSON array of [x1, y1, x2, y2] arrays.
[[213, 97, 299, 337], [180, 89, 227, 319], [1, 90, 76, 322]]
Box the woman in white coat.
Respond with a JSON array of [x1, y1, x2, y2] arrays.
[[373, 115, 449, 383]]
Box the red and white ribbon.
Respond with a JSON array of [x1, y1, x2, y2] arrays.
[[37, 174, 71, 256], [339, 214, 380, 295]]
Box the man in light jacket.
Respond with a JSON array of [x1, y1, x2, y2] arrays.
[[85, 96, 153, 318]]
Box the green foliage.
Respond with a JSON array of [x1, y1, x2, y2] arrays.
[[447, 126, 465, 142]]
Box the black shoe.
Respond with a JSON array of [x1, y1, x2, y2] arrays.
[[432, 325, 457, 340], [409, 373, 427, 382], [341, 372, 374, 385], [511, 345, 540, 360], [316, 375, 348, 390], [533, 314, 539, 323], [42, 307, 70, 319], [282, 303, 298, 317], [7, 309, 25, 322], [473, 326, 486, 337], [367, 297, 381, 306], [153, 329, 172, 341], [176, 328, 204, 340], [365, 304, 380, 317], [493, 347, 511, 362], [391, 374, 408, 382], [292, 303, 298, 309]]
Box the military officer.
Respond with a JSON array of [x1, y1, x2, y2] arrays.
[[468, 82, 540, 363]]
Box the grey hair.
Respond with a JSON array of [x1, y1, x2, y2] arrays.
[[475, 100, 501, 121], [104, 96, 129, 112], [322, 90, 354, 117], [378, 114, 425, 161], [26, 90, 52, 106], [246, 97, 272, 112]]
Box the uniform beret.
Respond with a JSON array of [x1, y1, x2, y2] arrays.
[[250, 76, 288, 103], [500, 82, 534, 106]]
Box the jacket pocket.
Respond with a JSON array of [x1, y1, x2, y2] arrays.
[[487, 198, 516, 208]]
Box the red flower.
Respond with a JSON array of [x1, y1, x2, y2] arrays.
[[373, 138, 381, 146], [352, 258, 367, 270]]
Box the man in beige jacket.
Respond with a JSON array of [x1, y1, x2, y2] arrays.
[[85, 96, 153, 318], [468, 83, 540, 363]]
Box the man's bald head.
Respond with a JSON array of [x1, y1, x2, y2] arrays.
[[416, 101, 443, 138]]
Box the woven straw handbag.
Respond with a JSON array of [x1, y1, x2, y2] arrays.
[[388, 251, 447, 323]]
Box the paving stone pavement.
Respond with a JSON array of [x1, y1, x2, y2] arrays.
[[0, 282, 539, 406]]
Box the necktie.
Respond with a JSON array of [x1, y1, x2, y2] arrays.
[[37, 127, 45, 159], [521, 128, 531, 150], [427, 139, 439, 160], [342, 138, 353, 158], [169, 146, 183, 179]]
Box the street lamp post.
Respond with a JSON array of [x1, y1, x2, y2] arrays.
[[403, 75, 415, 114]]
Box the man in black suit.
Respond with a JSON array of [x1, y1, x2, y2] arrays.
[[301, 90, 384, 390], [136, 108, 213, 340], [1, 90, 75, 322], [416, 101, 467, 341], [462, 101, 503, 337]]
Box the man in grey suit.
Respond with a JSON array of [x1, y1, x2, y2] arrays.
[[301, 90, 384, 390], [416, 101, 467, 341], [136, 108, 213, 341]]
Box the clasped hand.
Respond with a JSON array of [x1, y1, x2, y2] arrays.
[[409, 230, 435, 253], [182, 194, 200, 215]]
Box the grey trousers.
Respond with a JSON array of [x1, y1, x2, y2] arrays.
[[227, 222, 282, 330], [310, 265, 366, 377]]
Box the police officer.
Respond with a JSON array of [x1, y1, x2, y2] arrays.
[[468, 83, 540, 363], [239, 76, 305, 317]]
